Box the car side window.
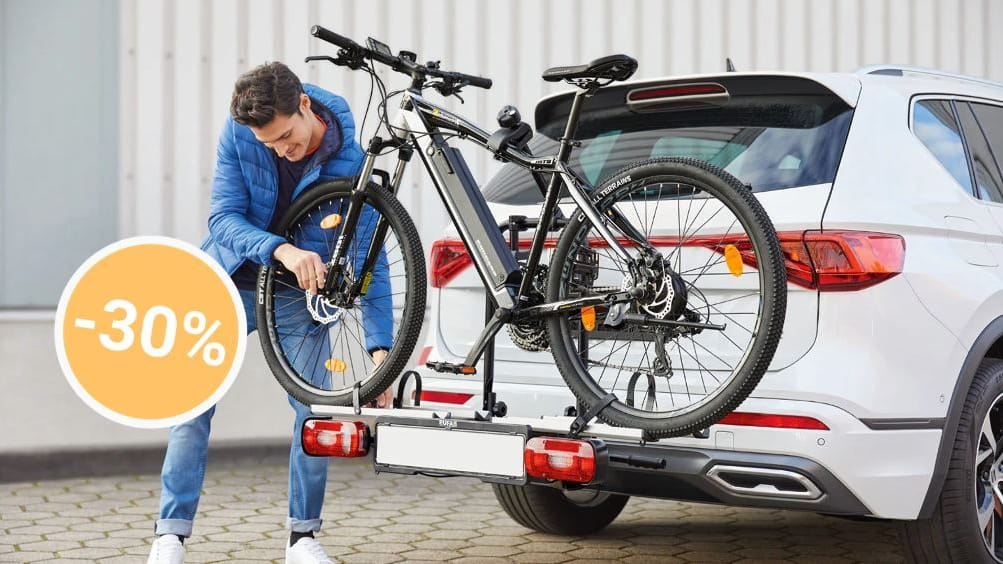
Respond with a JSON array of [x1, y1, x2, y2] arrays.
[[970, 102, 1003, 201], [957, 102, 1003, 203], [912, 99, 974, 195]]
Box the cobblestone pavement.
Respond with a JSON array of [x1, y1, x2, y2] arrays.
[[1, 457, 905, 563]]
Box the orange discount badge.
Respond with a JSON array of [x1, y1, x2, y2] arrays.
[[54, 237, 247, 428]]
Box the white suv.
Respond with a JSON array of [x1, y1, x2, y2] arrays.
[[410, 65, 1003, 562]]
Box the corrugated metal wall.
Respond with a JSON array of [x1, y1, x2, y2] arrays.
[[119, 0, 1003, 248]]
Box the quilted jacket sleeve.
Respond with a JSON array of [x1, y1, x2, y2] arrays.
[[206, 120, 287, 266]]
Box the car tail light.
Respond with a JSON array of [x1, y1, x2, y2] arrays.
[[433, 230, 903, 292], [803, 231, 905, 291], [301, 419, 370, 457], [430, 239, 472, 287], [430, 236, 560, 287], [419, 390, 475, 404], [718, 411, 829, 430], [524, 437, 596, 483], [416, 346, 432, 367], [696, 230, 905, 291]]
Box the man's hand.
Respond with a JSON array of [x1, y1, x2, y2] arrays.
[[369, 349, 393, 408], [273, 243, 326, 294]]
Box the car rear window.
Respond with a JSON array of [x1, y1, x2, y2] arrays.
[[483, 95, 854, 205]]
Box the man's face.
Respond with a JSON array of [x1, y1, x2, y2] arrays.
[[250, 93, 314, 162]]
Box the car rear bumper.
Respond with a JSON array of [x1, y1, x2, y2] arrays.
[[412, 370, 941, 519]]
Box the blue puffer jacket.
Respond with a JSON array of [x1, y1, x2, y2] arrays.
[[199, 84, 393, 351]]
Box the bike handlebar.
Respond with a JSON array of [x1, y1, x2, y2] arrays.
[[310, 25, 356, 51], [310, 25, 492, 91]]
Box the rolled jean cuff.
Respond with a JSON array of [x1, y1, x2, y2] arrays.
[[287, 517, 323, 533], [154, 518, 193, 538]]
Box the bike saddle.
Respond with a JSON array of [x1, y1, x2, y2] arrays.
[[542, 54, 638, 83]]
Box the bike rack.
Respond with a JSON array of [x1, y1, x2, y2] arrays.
[[314, 213, 708, 443]]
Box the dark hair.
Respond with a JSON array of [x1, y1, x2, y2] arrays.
[[229, 62, 304, 127]]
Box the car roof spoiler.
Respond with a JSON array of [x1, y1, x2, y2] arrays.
[[534, 72, 861, 134]]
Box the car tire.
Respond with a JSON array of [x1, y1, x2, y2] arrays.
[[900, 359, 1003, 563], [492, 483, 629, 535]]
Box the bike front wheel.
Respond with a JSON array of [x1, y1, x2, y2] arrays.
[[256, 178, 426, 407], [547, 158, 786, 438]]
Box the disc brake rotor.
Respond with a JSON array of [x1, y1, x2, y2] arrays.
[[305, 290, 345, 324]]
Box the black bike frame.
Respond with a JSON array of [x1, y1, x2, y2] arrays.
[[327, 87, 645, 366]]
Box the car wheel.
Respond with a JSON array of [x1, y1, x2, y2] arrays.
[[492, 482, 629, 535], [901, 359, 1003, 563]]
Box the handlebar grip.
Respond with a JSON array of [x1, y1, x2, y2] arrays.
[[310, 25, 357, 50], [462, 73, 492, 89]]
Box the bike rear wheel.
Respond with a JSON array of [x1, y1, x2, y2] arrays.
[[257, 178, 426, 407], [546, 157, 786, 438]]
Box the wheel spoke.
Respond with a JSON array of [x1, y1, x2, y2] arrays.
[[995, 483, 1003, 518], [981, 445, 996, 466], [980, 497, 995, 540], [983, 416, 997, 464]]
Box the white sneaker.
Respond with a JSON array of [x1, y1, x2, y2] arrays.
[[147, 534, 185, 564], [285, 536, 333, 564]]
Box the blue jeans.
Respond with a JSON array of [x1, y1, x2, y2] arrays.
[[155, 289, 332, 536]]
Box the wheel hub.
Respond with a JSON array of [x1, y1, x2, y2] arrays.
[[624, 255, 688, 320]]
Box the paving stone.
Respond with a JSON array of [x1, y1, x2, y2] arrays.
[[14, 539, 82, 552], [468, 534, 529, 547], [0, 553, 52, 563], [338, 554, 404, 563], [510, 554, 577, 563], [459, 544, 522, 557], [365, 532, 425, 544], [55, 547, 122, 559], [0, 458, 905, 563], [677, 551, 742, 562], [42, 530, 104, 542], [566, 547, 633, 560], [424, 528, 481, 540], [84, 535, 147, 549], [174, 553, 234, 563], [619, 556, 686, 564]]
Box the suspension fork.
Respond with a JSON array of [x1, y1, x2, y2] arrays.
[[323, 143, 410, 298], [347, 145, 414, 298]]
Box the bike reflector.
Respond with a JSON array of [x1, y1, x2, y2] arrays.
[[723, 244, 743, 276], [302, 419, 370, 457], [320, 213, 342, 229], [524, 437, 596, 483], [581, 306, 597, 331]]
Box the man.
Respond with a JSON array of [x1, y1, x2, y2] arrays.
[[148, 61, 393, 564]]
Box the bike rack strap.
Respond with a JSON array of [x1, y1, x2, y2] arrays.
[[395, 370, 423, 408], [569, 393, 618, 438]]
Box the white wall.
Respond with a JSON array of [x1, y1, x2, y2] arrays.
[[3, 0, 1003, 454], [117, 0, 1003, 247]]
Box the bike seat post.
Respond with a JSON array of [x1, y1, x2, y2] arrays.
[[556, 89, 589, 164]]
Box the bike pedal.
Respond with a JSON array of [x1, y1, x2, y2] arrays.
[[425, 361, 477, 375]]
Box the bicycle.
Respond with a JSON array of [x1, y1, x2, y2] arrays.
[[255, 25, 787, 438]]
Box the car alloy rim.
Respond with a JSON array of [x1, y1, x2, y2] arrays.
[[976, 392, 1003, 561]]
